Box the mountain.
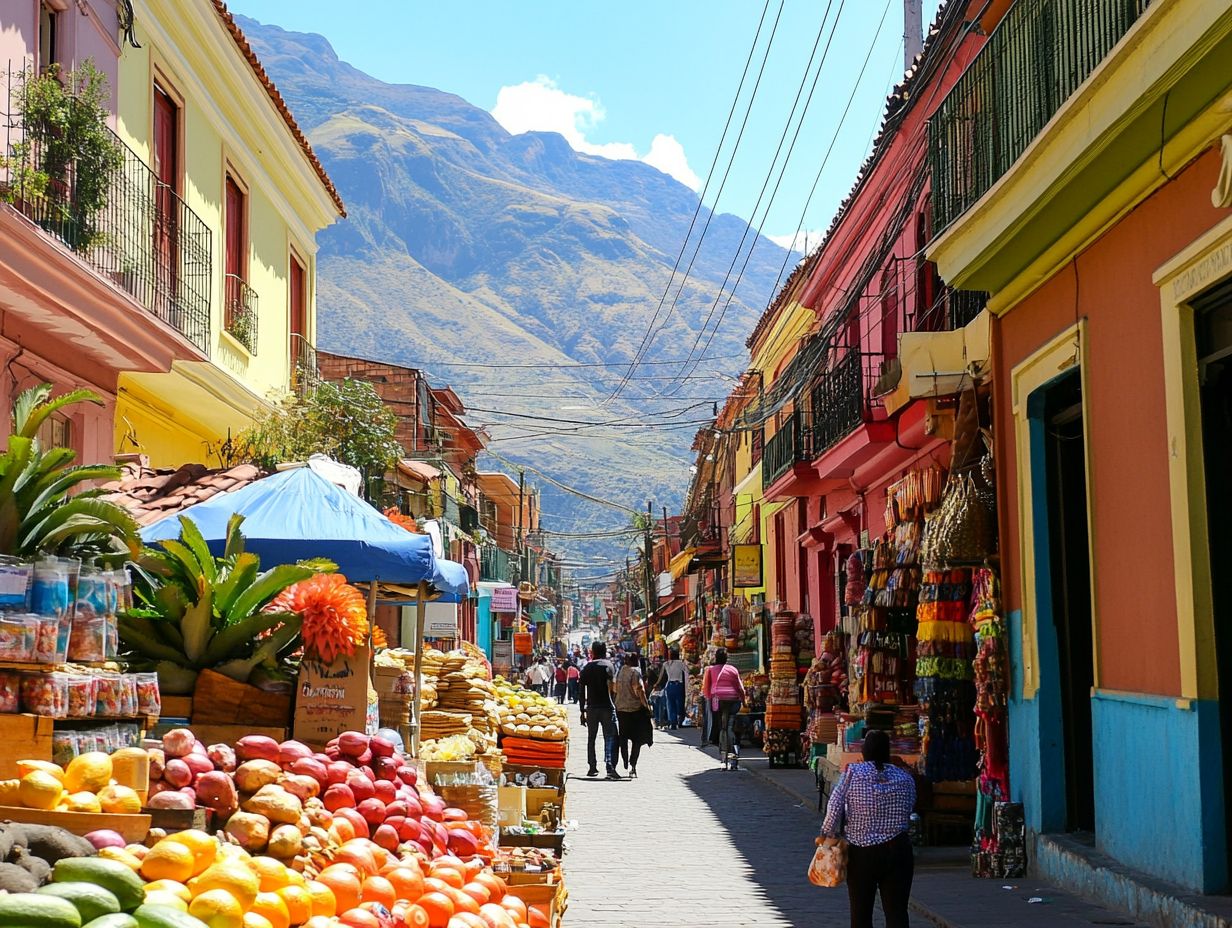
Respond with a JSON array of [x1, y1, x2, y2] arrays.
[[238, 17, 794, 551]]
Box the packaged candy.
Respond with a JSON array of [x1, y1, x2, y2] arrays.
[[65, 674, 97, 718], [135, 672, 161, 716], [51, 730, 78, 767], [0, 670, 21, 711], [68, 615, 106, 662], [0, 613, 37, 662], [0, 557, 32, 611], [119, 674, 138, 716], [76, 729, 103, 754], [21, 671, 68, 718], [31, 557, 76, 621], [33, 615, 58, 663], [94, 673, 125, 718]]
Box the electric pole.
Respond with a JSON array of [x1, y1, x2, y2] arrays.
[[643, 499, 655, 638]]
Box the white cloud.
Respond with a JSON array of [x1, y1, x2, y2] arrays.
[[768, 228, 823, 253], [492, 76, 701, 190]]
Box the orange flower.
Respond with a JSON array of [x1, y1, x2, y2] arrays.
[[269, 573, 370, 663]]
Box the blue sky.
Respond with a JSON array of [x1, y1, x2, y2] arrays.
[[232, 0, 943, 251]]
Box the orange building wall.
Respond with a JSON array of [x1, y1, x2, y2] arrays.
[[993, 145, 1225, 698]]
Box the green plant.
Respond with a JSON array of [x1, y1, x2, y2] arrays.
[[0, 383, 139, 561], [119, 513, 335, 692], [238, 379, 403, 502], [2, 62, 123, 251]]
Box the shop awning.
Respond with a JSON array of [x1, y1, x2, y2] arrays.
[[655, 595, 688, 619], [665, 625, 690, 645], [668, 546, 699, 580]]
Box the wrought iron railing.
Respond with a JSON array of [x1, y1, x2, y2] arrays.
[[929, 0, 1150, 230], [914, 286, 990, 332], [290, 332, 319, 397], [481, 545, 514, 583], [762, 410, 814, 491], [810, 349, 884, 456], [224, 273, 258, 353], [2, 72, 212, 351]]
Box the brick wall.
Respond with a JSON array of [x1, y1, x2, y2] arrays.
[[317, 350, 427, 453]]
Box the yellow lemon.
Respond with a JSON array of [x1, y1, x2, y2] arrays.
[[62, 791, 102, 813], [0, 778, 20, 804], [63, 752, 111, 792], [16, 760, 64, 782], [282, 869, 306, 888], [140, 839, 197, 883], [144, 890, 189, 911], [249, 857, 291, 893], [242, 915, 274, 928], [189, 861, 261, 909], [18, 770, 63, 810], [250, 892, 290, 928], [98, 784, 142, 814], [98, 846, 143, 871], [163, 829, 218, 876], [144, 880, 193, 903], [188, 888, 245, 928], [276, 885, 313, 926]]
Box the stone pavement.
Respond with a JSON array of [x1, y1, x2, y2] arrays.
[[559, 704, 1149, 927]]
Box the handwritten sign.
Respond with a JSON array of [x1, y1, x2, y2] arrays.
[[293, 645, 377, 746]]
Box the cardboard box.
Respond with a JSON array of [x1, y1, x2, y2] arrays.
[[501, 764, 566, 791], [0, 713, 55, 778], [293, 646, 377, 747], [524, 787, 563, 821], [498, 786, 526, 827]]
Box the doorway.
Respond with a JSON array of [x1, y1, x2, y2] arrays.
[[1040, 369, 1095, 833], [1195, 279, 1232, 886]]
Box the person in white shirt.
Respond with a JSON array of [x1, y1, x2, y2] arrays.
[[656, 647, 690, 730]]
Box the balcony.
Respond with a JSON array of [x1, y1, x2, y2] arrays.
[[811, 349, 883, 456], [762, 410, 813, 491], [291, 333, 320, 397], [480, 545, 514, 583], [224, 273, 258, 353], [2, 75, 212, 352], [929, 0, 1150, 231]]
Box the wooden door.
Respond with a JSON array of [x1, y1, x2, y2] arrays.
[[152, 85, 178, 303], [224, 176, 243, 316]]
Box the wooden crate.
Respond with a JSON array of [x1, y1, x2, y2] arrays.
[[0, 713, 55, 778], [160, 696, 193, 719], [144, 806, 213, 834], [0, 806, 150, 843], [191, 670, 292, 728]]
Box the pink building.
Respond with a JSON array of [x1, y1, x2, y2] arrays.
[[1, 1, 208, 460]]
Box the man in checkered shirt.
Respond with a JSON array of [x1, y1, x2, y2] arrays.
[[819, 729, 917, 928]]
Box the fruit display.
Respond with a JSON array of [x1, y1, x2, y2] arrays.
[[0, 752, 148, 815], [491, 680, 566, 743]]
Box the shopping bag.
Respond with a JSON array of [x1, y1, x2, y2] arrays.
[[808, 839, 848, 887]]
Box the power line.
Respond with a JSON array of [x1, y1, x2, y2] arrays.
[[390, 353, 745, 371], [606, 0, 785, 404], [481, 450, 642, 516]]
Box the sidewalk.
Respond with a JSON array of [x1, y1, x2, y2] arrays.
[[663, 725, 1150, 928]]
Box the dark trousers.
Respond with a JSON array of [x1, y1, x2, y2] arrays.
[[710, 699, 742, 756], [585, 708, 617, 772], [567, 679, 579, 702], [665, 680, 685, 726], [554, 682, 567, 702], [846, 833, 913, 928]]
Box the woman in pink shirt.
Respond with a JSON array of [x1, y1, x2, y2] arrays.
[[702, 648, 746, 770]]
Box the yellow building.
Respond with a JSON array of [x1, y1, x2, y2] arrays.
[[112, 1, 344, 466]]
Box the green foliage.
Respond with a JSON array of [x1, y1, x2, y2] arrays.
[[2, 62, 123, 252], [119, 514, 336, 691], [238, 379, 402, 500], [0, 384, 138, 561]]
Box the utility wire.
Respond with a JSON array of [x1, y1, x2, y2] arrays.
[[481, 450, 641, 516], [606, 0, 785, 404]]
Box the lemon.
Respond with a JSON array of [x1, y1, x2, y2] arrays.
[[16, 760, 64, 782], [62, 791, 102, 813], [188, 888, 246, 928], [189, 861, 261, 909], [18, 770, 63, 810], [144, 890, 190, 911], [145, 879, 193, 903], [98, 784, 142, 814], [140, 839, 197, 883], [162, 829, 218, 877], [64, 752, 111, 792], [249, 857, 291, 893]]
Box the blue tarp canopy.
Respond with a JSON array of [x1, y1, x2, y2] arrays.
[[140, 466, 470, 598]]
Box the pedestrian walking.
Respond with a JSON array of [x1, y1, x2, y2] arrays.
[[702, 647, 745, 770], [566, 661, 580, 702], [553, 660, 568, 702], [614, 653, 652, 777], [578, 641, 620, 779], [657, 647, 689, 729], [818, 729, 916, 928]]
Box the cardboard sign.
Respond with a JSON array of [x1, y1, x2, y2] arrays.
[[513, 632, 533, 655], [424, 602, 459, 638], [491, 587, 518, 612], [293, 645, 377, 746]]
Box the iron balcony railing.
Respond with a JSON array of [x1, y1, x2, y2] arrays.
[[929, 0, 1150, 231], [913, 286, 991, 332], [481, 545, 514, 583], [2, 72, 212, 351], [224, 273, 258, 354], [290, 332, 320, 397], [810, 349, 885, 456], [762, 410, 814, 491]]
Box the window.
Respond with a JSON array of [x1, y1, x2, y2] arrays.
[[37, 414, 70, 451], [880, 264, 899, 358], [153, 84, 180, 305], [38, 3, 61, 73], [289, 254, 306, 339], [223, 174, 255, 351], [751, 426, 764, 465]]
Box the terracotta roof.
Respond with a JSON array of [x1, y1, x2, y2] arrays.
[[101, 460, 267, 526], [210, 1, 346, 217], [397, 459, 441, 484]]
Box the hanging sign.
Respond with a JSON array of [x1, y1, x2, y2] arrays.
[[491, 587, 518, 612], [513, 632, 533, 655], [423, 602, 459, 638], [732, 543, 763, 588]]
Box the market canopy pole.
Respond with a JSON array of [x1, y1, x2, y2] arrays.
[[410, 580, 429, 757]]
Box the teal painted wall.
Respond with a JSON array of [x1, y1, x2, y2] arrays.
[[1090, 692, 1227, 892], [477, 592, 493, 659]]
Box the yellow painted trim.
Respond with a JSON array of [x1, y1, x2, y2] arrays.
[[1152, 212, 1232, 700], [1009, 321, 1094, 699], [930, 0, 1232, 300]]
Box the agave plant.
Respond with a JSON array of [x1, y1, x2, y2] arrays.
[[0, 384, 139, 560], [120, 513, 335, 692]]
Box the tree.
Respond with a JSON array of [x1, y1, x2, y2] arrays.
[[239, 379, 402, 501]]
